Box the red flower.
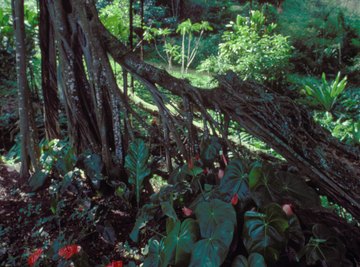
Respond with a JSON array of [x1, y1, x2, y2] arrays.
[[282, 204, 294, 216], [217, 169, 224, 179], [203, 168, 208, 175], [28, 248, 43, 267], [195, 154, 200, 161], [231, 194, 238, 206], [106, 261, 123, 267], [58, 244, 81, 260], [182, 207, 193, 216]]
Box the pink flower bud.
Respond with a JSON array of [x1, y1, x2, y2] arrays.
[[282, 204, 294, 216], [182, 207, 193, 216]]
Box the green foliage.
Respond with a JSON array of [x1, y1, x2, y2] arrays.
[[232, 253, 267, 267], [99, 0, 130, 42], [161, 219, 200, 266], [125, 139, 151, 208], [199, 11, 292, 82], [304, 72, 347, 111], [299, 224, 352, 267], [243, 203, 289, 262]]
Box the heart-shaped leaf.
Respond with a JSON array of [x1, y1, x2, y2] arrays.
[[271, 171, 320, 207], [219, 159, 248, 200], [194, 199, 236, 239], [189, 238, 228, 267], [161, 219, 200, 267], [232, 253, 267, 267], [299, 224, 351, 267], [243, 203, 289, 262]]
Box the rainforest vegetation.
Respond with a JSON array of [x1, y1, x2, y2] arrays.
[[0, 0, 359, 266]]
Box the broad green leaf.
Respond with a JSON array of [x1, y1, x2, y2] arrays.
[[161, 200, 178, 221], [232, 253, 267, 267], [271, 171, 320, 207], [243, 203, 289, 262], [161, 219, 200, 267], [299, 224, 352, 267], [189, 238, 228, 267], [194, 199, 236, 239], [29, 169, 48, 191], [143, 238, 165, 267], [219, 159, 247, 199], [125, 139, 151, 207], [248, 162, 262, 189]]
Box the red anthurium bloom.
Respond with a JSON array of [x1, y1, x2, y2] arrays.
[[203, 168, 208, 175], [182, 207, 193, 216], [106, 261, 123, 267], [282, 204, 294, 216], [58, 245, 81, 260], [28, 248, 43, 267], [217, 169, 224, 179], [231, 194, 239, 206], [195, 154, 200, 161]]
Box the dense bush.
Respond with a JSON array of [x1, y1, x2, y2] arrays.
[[198, 11, 292, 83]]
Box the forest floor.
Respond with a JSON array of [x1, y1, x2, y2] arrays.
[[0, 163, 146, 266]]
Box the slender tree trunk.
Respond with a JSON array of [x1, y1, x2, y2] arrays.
[[12, 0, 39, 181]]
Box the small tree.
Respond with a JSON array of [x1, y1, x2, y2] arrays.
[[143, 27, 180, 70], [198, 11, 292, 83], [176, 19, 212, 74]]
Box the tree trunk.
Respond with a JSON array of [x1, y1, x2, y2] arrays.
[[39, 0, 60, 139], [12, 0, 39, 182]]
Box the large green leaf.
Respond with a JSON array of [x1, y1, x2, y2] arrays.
[[194, 199, 236, 240], [243, 203, 289, 262], [125, 139, 151, 207], [248, 162, 262, 189], [189, 238, 228, 267], [29, 169, 48, 191], [219, 159, 248, 200], [143, 238, 165, 267], [232, 253, 267, 267], [251, 166, 319, 208], [161, 219, 200, 267], [271, 171, 320, 207], [299, 224, 352, 267]]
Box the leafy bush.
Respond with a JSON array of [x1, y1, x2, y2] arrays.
[[198, 11, 292, 83]]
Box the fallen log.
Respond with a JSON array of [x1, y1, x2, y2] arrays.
[[100, 26, 360, 219]]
